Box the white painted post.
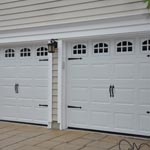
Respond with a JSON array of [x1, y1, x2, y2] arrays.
[[47, 51, 53, 128], [57, 40, 63, 129]]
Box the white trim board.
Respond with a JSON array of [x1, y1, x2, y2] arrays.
[[0, 14, 149, 44]]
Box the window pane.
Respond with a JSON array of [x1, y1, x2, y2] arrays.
[[82, 49, 86, 54], [73, 50, 77, 54], [99, 49, 103, 53], [122, 47, 127, 52], [94, 49, 98, 53], [123, 41, 127, 46], [142, 46, 147, 51], [99, 43, 103, 47], [143, 40, 147, 45], [104, 48, 108, 53], [117, 48, 121, 52], [128, 47, 132, 52], [117, 42, 121, 46]]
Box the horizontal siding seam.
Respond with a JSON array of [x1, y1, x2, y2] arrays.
[[0, 0, 142, 17], [0, 0, 97, 11], [0, 1, 144, 22], [0, 8, 147, 29], [0, 0, 59, 10], [0, 0, 19, 5]]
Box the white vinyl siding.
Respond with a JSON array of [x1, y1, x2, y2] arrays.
[[0, 0, 147, 31]]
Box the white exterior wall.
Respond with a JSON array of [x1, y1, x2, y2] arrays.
[[0, 0, 148, 31], [0, 0, 150, 126]]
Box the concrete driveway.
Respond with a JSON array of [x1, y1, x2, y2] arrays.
[[0, 121, 149, 150]]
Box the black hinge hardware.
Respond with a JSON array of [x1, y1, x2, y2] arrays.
[[68, 58, 82, 60], [39, 59, 48, 61], [68, 105, 82, 109], [39, 104, 48, 107]]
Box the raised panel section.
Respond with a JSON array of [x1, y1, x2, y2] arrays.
[[114, 88, 135, 105], [71, 65, 89, 79], [114, 113, 135, 130], [139, 63, 150, 79], [91, 64, 111, 79], [91, 88, 110, 103], [114, 63, 136, 79], [139, 89, 150, 105], [71, 88, 89, 102], [68, 110, 89, 127], [139, 115, 150, 132], [91, 112, 112, 128]]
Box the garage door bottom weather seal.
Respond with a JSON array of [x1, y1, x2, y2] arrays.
[[68, 127, 150, 138], [0, 120, 47, 127]]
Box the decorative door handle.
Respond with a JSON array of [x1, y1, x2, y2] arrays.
[[112, 85, 115, 97], [15, 83, 19, 94], [109, 85, 112, 98]]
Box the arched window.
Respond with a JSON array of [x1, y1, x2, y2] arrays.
[[142, 39, 150, 51], [37, 47, 48, 56], [117, 41, 133, 53], [5, 49, 15, 58], [20, 48, 31, 57], [73, 44, 86, 55], [94, 42, 109, 54]]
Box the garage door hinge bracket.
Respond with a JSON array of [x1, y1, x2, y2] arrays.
[[39, 59, 48, 61], [68, 58, 82, 60]]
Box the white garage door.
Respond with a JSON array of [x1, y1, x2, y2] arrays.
[[67, 39, 150, 136], [0, 44, 50, 125]]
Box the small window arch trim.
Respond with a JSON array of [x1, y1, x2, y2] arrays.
[[5, 49, 15, 58], [72, 44, 87, 55]]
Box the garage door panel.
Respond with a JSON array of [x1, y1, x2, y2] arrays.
[[114, 63, 136, 79], [91, 104, 112, 112], [139, 89, 150, 105], [33, 67, 48, 78], [3, 87, 16, 97], [19, 87, 33, 98], [0, 45, 49, 125], [33, 79, 48, 86], [33, 87, 48, 99], [68, 110, 89, 127], [67, 40, 150, 136], [71, 87, 89, 102], [91, 88, 110, 103], [91, 64, 111, 79], [139, 63, 150, 79], [17, 79, 32, 86], [3, 98, 18, 106], [18, 99, 33, 107], [91, 112, 113, 129], [33, 108, 48, 123], [114, 113, 135, 130], [17, 67, 33, 78], [139, 115, 150, 133], [18, 107, 33, 121], [138, 80, 150, 88], [1, 67, 16, 78], [114, 88, 136, 105], [71, 65, 89, 79], [71, 80, 89, 87], [2, 105, 18, 119]]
